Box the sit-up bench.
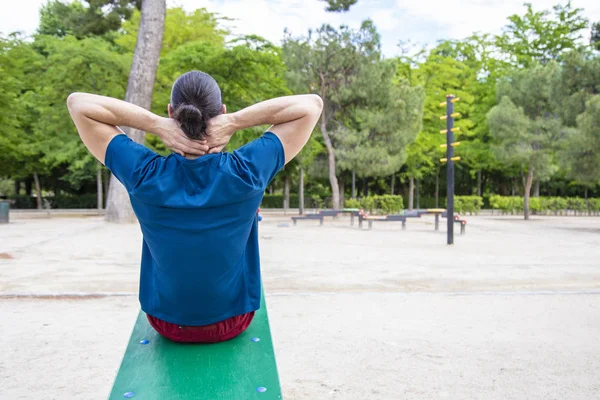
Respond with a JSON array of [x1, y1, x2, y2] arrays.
[[358, 213, 407, 230], [442, 211, 467, 235], [291, 213, 323, 225], [109, 291, 282, 399]]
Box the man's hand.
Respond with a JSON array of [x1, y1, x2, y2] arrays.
[[155, 117, 209, 157], [205, 113, 238, 154]]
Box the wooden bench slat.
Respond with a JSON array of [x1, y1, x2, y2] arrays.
[[109, 291, 282, 399]]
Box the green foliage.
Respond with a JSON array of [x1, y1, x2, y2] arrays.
[[488, 63, 565, 185], [38, 0, 140, 39], [116, 7, 227, 56], [8, 194, 98, 209], [592, 22, 600, 51], [561, 96, 600, 187], [496, 2, 589, 67], [344, 198, 361, 209], [490, 195, 600, 215], [320, 0, 357, 12], [454, 196, 483, 215], [356, 195, 403, 214]]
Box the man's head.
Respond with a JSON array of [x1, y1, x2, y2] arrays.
[[168, 70, 226, 140]]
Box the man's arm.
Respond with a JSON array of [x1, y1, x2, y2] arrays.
[[206, 94, 323, 164], [66, 93, 208, 164]]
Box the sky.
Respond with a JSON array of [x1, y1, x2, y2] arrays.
[[2, 0, 600, 57]]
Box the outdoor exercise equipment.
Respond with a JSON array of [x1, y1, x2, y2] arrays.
[[439, 94, 463, 245], [109, 290, 282, 399]]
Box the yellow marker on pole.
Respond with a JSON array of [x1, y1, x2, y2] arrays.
[[439, 102, 447, 107], [440, 142, 461, 148], [451, 127, 460, 132], [440, 156, 462, 162], [451, 97, 460, 103], [440, 115, 448, 120], [450, 112, 461, 118]]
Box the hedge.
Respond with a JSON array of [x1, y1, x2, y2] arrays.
[[260, 194, 331, 209], [454, 196, 483, 215], [490, 196, 600, 215], [8, 194, 100, 209], [344, 195, 404, 214]]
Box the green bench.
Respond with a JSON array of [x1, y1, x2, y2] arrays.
[[109, 291, 282, 399]]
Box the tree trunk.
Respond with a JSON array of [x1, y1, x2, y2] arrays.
[[416, 178, 420, 210], [283, 172, 290, 210], [105, 0, 166, 223], [299, 166, 304, 215], [96, 162, 103, 212], [584, 187, 588, 199], [533, 180, 540, 197], [476, 169, 482, 196], [338, 174, 345, 209], [523, 162, 534, 220], [269, 185, 273, 195], [25, 179, 32, 196], [33, 172, 42, 210], [320, 118, 340, 210], [351, 170, 356, 199], [390, 174, 395, 195], [435, 170, 440, 208], [104, 170, 110, 205], [408, 176, 414, 210], [363, 177, 369, 197], [14, 180, 20, 196]]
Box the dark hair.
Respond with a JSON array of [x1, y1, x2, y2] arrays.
[[170, 70, 222, 140]]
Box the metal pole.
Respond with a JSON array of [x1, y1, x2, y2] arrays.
[[446, 95, 455, 245]]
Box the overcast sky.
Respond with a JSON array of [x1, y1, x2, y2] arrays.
[[3, 0, 600, 57]]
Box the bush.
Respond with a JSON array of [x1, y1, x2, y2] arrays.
[[344, 199, 361, 209], [355, 195, 403, 214], [9, 195, 38, 209], [489, 196, 600, 215], [361, 196, 376, 213], [373, 195, 404, 214], [454, 196, 483, 215]]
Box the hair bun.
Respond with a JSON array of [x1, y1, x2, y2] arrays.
[[173, 104, 207, 140]]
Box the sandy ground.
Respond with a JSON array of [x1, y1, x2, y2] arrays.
[[1, 213, 599, 399]]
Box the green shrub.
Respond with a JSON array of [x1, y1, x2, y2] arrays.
[[361, 196, 376, 213], [344, 199, 361, 209], [455, 196, 483, 215], [489, 196, 600, 215], [374, 195, 404, 214]]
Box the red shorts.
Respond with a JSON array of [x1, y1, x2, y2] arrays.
[[147, 312, 255, 343]]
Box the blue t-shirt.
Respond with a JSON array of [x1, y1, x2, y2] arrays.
[[105, 132, 284, 326]]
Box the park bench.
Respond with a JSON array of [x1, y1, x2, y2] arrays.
[[109, 290, 282, 400], [291, 213, 324, 225], [442, 211, 467, 235]]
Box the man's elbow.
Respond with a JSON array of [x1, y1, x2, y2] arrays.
[[66, 92, 85, 111], [309, 94, 324, 115]]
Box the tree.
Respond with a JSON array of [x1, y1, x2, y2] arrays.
[[487, 64, 566, 220], [334, 66, 424, 199], [496, 2, 588, 67], [115, 7, 227, 56], [397, 46, 477, 208], [32, 35, 129, 209], [320, 0, 357, 12], [592, 22, 600, 51], [105, 0, 165, 223], [282, 20, 382, 209], [38, 0, 140, 39], [561, 96, 600, 194]]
